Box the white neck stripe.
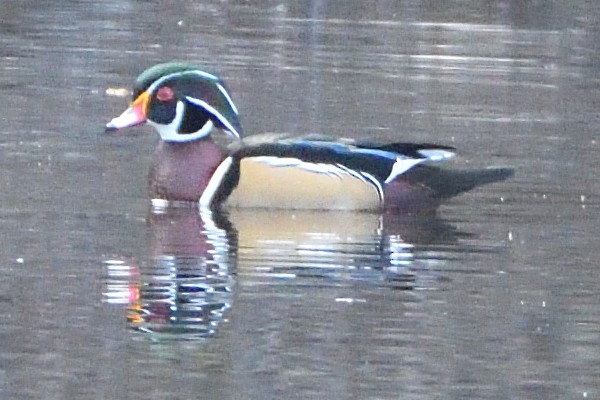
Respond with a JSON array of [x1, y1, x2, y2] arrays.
[[186, 96, 240, 138], [199, 156, 234, 209]]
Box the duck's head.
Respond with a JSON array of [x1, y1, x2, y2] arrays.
[[106, 62, 243, 142]]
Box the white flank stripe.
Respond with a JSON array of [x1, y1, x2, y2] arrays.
[[417, 149, 455, 161], [186, 96, 240, 138], [252, 157, 385, 203], [253, 157, 349, 177], [335, 163, 369, 183], [384, 158, 425, 184], [358, 171, 384, 201], [334, 165, 384, 202], [199, 157, 234, 209], [250, 156, 302, 167]]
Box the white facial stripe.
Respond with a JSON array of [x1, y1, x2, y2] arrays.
[[199, 156, 234, 209], [216, 83, 239, 115], [144, 70, 240, 139], [186, 96, 240, 138], [147, 72, 178, 93], [146, 71, 213, 92], [191, 70, 219, 81], [147, 70, 238, 117], [182, 70, 237, 115]]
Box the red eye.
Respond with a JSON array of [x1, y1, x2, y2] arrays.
[[156, 86, 174, 101]]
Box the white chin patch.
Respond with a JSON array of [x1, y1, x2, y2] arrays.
[[150, 101, 215, 142]]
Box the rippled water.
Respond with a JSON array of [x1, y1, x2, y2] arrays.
[[1, 1, 599, 399]]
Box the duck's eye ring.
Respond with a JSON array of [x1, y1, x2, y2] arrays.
[[156, 86, 175, 102]]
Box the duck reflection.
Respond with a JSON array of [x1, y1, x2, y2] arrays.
[[103, 207, 235, 340], [231, 209, 463, 289], [103, 207, 463, 339]]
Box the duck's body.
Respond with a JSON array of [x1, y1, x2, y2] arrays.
[[106, 62, 513, 212]]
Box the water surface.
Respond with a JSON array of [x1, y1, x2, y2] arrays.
[[0, 1, 599, 399]]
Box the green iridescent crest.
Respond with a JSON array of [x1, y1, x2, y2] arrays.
[[133, 62, 218, 99]]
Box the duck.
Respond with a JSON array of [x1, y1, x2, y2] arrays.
[[106, 62, 513, 213]]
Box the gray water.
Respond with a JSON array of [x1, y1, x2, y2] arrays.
[[1, 1, 599, 399]]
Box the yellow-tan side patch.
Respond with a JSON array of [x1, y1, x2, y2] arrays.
[[225, 157, 382, 210]]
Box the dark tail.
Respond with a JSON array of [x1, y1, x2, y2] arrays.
[[405, 165, 515, 199]]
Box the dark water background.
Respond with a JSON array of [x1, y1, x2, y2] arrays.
[[1, 1, 599, 399]]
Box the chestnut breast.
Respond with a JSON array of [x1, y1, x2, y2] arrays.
[[149, 140, 226, 202]]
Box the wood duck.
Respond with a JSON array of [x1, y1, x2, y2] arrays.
[[106, 62, 513, 213]]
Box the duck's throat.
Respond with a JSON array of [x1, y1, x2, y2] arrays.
[[149, 139, 227, 202]]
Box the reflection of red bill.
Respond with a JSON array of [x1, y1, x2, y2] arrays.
[[105, 91, 150, 131]]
